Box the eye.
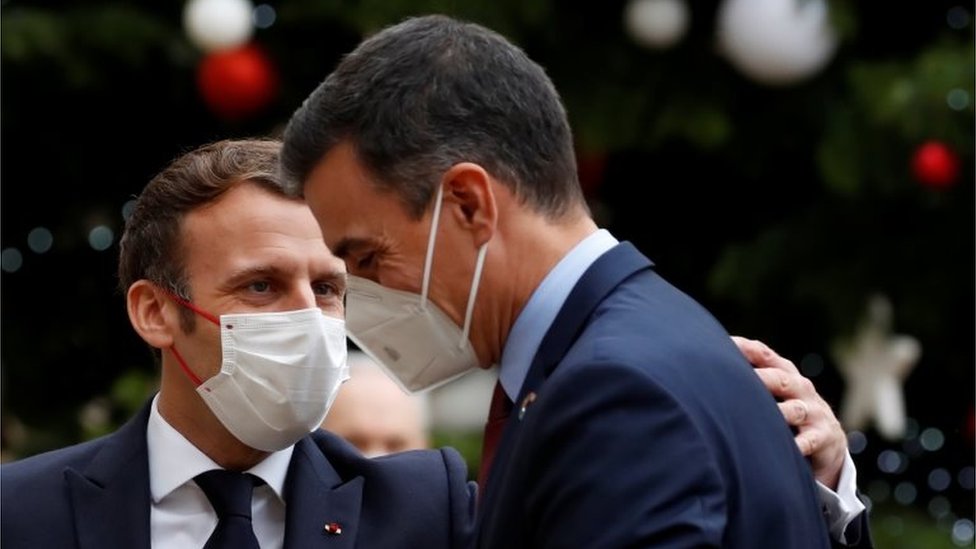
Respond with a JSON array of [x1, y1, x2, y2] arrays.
[[247, 280, 272, 293], [312, 281, 340, 297], [356, 252, 376, 271]]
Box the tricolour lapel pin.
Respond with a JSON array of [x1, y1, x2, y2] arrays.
[[324, 522, 343, 535], [518, 392, 537, 420]]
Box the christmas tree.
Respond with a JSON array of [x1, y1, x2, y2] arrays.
[[2, 1, 972, 545]]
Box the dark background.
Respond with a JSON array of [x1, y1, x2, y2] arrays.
[[1, 1, 972, 546]]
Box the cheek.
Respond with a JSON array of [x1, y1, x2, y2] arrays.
[[376, 256, 425, 293], [179, 325, 224, 378]]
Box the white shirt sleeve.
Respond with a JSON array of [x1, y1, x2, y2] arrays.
[[816, 451, 866, 544]]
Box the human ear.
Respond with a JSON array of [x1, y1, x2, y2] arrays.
[[441, 162, 497, 246], [127, 280, 177, 349]]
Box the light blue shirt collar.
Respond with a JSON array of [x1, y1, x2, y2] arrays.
[[498, 229, 618, 401]]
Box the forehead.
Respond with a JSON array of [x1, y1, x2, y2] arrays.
[[302, 142, 414, 254], [180, 182, 343, 276]]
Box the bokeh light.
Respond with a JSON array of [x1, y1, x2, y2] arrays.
[[958, 466, 975, 491], [253, 4, 275, 29], [952, 518, 975, 546], [947, 6, 971, 29], [1, 248, 24, 273], [893, 481, 917, 505], [947, 88, 969, 111], [920, 427, 945, 451], [848, 430, 867, 455], [929, 468, 952, 492], [878, 449, 908, 474], [121, 199, 137, 221], [88, 226, 115, 251], [27, 227, 53, 254]]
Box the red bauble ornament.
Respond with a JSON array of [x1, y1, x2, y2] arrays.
[[910, 140, 960, 189], [197, 43, 278, 121]]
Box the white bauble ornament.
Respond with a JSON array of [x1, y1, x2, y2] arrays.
[[832, 294, 921, 441], [184, 0, 255, 53], [716, 0, 838, 85], [624, 0, 690, 49]]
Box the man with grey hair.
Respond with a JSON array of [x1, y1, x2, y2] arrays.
[[280, 13, 871, 549]]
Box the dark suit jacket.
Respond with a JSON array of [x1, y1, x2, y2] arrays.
[[477, 242, 872, 548], [1, 399, 476, 549]]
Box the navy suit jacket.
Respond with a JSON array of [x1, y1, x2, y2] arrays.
[[477, 242, 871, 548], [1, 399, 476, 549]]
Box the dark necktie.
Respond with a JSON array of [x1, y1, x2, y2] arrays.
[[195, 469, 261, 549], [477, 381, 514, 492]]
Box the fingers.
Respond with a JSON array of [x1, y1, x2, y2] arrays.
[[754, 367, 815, 401], [779, 399, 810, 426], [794, 429, 820, 457], [796, 425, 846, 489], [733, 334, 850, 488], [731, 335, 770, 366], [731, 336, 799, 374]]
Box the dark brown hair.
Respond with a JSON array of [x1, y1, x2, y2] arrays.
[[118, 138, 292, 331]]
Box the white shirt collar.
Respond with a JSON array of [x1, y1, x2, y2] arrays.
[[146, 394, 294, 503]]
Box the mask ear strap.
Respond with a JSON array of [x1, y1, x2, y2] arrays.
[[159, 287, 218, 388], [420, 185, 446, 307], [460, 242, 488, 348], [163, 289, 221, 327], [168, 346, 204, 387]]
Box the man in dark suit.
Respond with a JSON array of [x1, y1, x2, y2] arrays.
[[0, 142, 855, 549], [279, 14, 872, 548], [0, 139, 475, 549]]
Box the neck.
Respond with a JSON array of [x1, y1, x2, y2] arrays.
[[475, 206, 598, 366], [157, 367, 269, 471]]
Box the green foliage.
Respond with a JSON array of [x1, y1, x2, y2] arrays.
[[2, 5, 191, 89], [816, 39, 974, 196], [431, 429, 484, 482], [870, 503, 959, 549]]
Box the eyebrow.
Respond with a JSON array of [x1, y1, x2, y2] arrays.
[[218, 263, 346, 292], [219, 265, 288, 291]]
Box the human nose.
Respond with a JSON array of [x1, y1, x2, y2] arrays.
[[283, 284, 318, 311]]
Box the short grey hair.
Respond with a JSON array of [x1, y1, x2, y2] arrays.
[[280, 14, 587, 220]]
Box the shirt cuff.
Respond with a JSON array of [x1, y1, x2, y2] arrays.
[[816, 452, 866, 544]]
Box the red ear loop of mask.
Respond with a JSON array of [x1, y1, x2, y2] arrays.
[[164, 290, 222, 388]]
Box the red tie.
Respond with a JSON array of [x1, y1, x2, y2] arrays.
[[478, 381, 513, 491]]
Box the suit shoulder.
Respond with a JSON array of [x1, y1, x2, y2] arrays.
[[2, 435, 109, 484], [306, 430, 476, 546], [308, 429, 470, 484]]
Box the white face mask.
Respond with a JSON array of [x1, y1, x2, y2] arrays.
[[346, 185, 488, 394], [170, 305, 349, 452]]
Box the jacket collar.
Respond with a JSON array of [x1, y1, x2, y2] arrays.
[[478, 242, 653, 527], [66, 400, 153, 549], [282, 434, 364, 549]]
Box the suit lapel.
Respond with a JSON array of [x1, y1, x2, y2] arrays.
[[479, 242, 653, 527], [282, 437, 363, 549], [66, 401, 153, 549]]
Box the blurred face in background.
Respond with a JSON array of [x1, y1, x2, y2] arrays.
[[322, 353, 430, 457]]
